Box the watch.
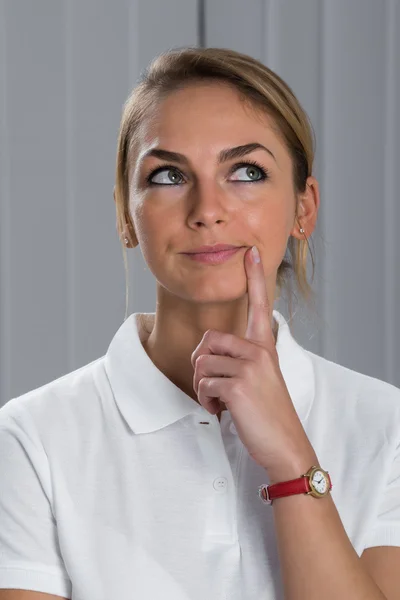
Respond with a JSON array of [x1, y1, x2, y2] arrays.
[[258, 465, 332, 505]]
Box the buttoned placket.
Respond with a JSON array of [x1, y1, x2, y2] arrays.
[[196, 411, 243, 549]]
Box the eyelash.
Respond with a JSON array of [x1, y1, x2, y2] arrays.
[[145, 159, 270, 186]]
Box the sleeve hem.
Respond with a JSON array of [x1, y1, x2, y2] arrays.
[[363, 525, 400, 549], [0, 566, 72, 598]]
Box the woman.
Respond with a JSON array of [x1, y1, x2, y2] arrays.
[[0, 47, 399, 600]]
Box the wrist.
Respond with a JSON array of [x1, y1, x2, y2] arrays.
[[266, 448, 319, 485]]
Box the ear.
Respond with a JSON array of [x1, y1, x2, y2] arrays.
[[114, 188, 118, 231], [290, 176, 320, 239], [113, 187, 139, 247], [114, 188, 124, 238]]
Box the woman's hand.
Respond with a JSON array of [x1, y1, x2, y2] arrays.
[[191, 246, 316, 480]]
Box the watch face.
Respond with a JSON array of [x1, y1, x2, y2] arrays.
[[311, 470, 328, 494]]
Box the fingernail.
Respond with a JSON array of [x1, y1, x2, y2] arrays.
[[251, 245, 260, 264]]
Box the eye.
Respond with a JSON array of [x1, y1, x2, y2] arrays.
[[146, 160, 270, 186], [146, 166, 184, 186], [229, 161, 269, 182]]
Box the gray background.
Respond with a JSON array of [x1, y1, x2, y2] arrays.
[[1, 0, 399, 407]]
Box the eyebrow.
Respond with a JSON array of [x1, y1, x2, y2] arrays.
[[140, 142, 277, 166]]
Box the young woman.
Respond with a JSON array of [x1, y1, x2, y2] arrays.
[[0, 47, 399, 600]]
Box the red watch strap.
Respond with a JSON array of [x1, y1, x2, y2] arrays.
[[267, 475, 311, 501]]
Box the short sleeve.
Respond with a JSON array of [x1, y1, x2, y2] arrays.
[[0, 399, 72, 598], [363, 434, 400, 549]]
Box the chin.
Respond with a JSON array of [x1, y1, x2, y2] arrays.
[[179, 284, 248, 304]]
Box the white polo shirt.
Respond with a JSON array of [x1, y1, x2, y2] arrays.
[[1, 309, 400, 600]]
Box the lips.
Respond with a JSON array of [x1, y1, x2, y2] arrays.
[[182, 246, 244, 264], [183, 244, 243, 254]]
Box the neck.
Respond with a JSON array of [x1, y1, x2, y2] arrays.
[[139, 304, 278, 405]]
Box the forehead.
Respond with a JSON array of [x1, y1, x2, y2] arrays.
[[134, 82, 285, 160]]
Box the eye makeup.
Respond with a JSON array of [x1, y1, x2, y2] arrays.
[[145, 159, 271, 186]]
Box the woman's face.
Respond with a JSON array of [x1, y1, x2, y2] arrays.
[[129, 82, 310, 305]]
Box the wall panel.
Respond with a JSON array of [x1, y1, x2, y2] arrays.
[[1, 0, 398, 405]]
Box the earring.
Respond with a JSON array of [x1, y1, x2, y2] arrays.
[[124, 237, 129, 245], [299, 228, 305, 234]]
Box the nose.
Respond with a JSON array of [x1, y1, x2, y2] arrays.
[[187, 180, 230, 227]]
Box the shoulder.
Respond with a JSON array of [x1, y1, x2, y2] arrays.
[[307, 348, 400, 398], [305, 349, 400, 429], [0, 354, 111, 442]]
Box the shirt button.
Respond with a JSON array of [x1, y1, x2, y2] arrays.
[[213, 477, 228, 492], [229, 422, 237, 435]]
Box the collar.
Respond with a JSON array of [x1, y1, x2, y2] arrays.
[[104, 309, 315, 434]]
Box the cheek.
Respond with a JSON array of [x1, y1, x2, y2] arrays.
[[136, 215, 162, 252], [131, 200, 178, 264], [247, 207, 288, 243], [246, 209, 290, 270]]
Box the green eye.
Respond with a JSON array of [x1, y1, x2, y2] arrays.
[[231, 164, 264, 181], [146, 160, 270, 186], [147, 168, 183, 185]]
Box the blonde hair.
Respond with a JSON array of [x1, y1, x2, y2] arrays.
[[114, 46, 317, 323]]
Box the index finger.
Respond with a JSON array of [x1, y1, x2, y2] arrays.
[[244, 246, 275, 348]]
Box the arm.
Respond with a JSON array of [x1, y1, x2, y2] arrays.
[[268, 450, 391, 600], [0, 593, 68, 599]]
